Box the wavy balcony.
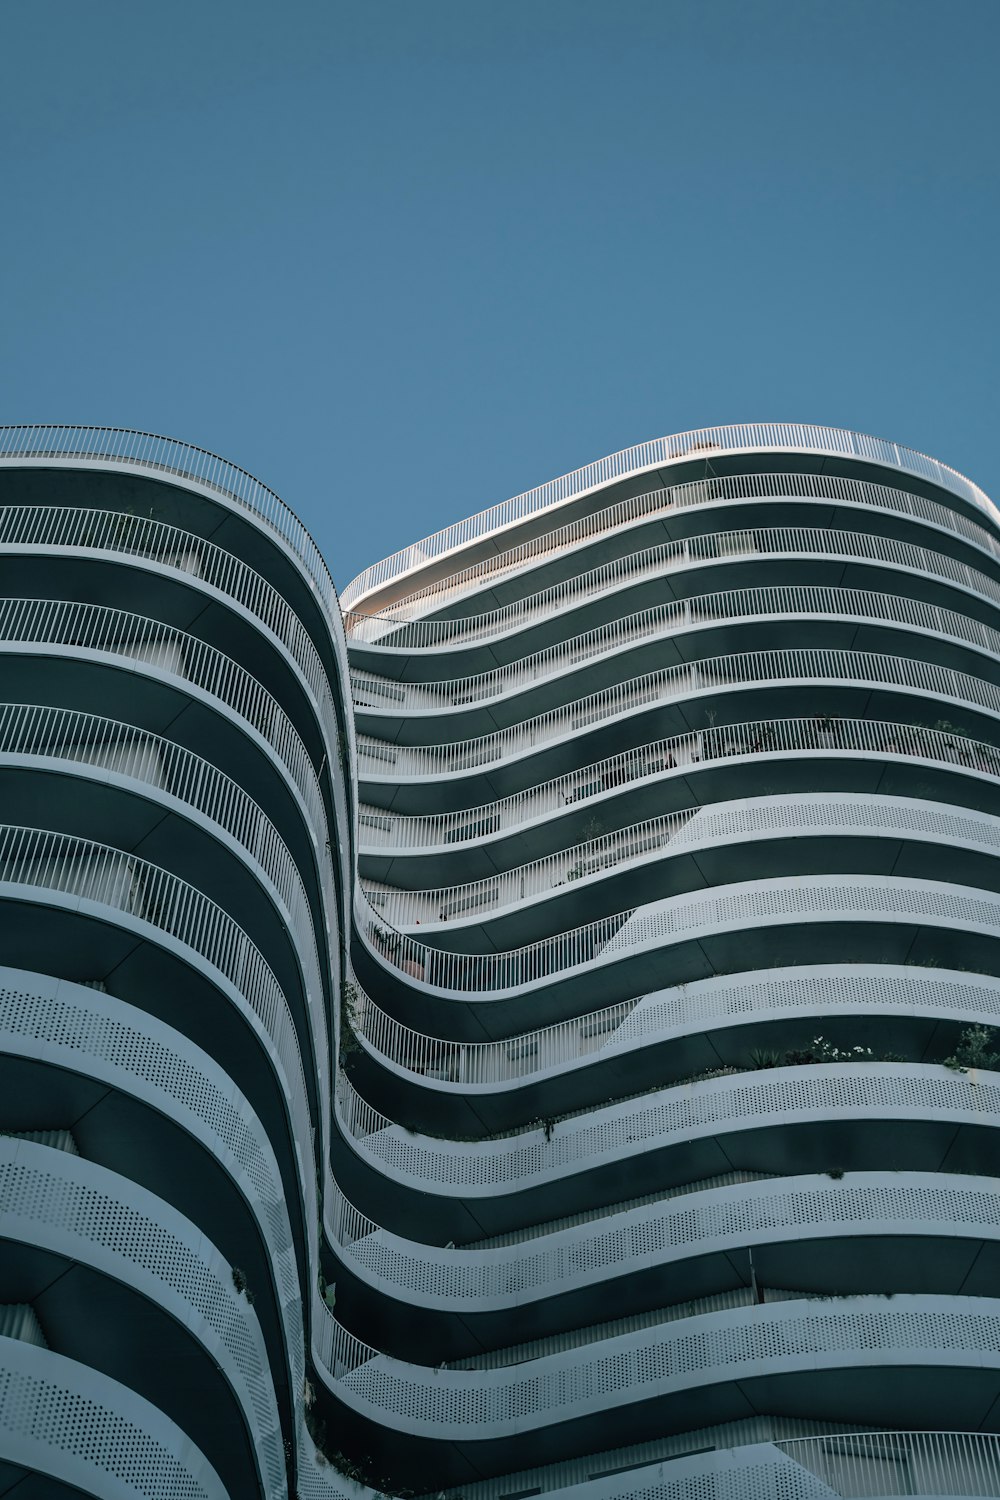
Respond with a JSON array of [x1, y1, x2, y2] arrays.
[[361, 794, 1000, 947], [358, 716, 1000, 886], [323, 1295, 1000, 1482], [353, 590, 1000, 753], [349, 520, 1000, 675], [342, 961, 1000, 1131], [352, 875, 1000, 1036], [0, 969, 307, 1420], [346, 468, 1000, 650], [356, 647, 1000, 816], [331, 1169, 1000, 1361], [335, 1063, 1000, 1230], [339, 422, 996, 613]]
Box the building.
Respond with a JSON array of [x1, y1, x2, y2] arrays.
[[2, 423, 1000, 1499]]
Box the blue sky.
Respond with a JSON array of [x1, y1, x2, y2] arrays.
[[0, 1, 997, 590]]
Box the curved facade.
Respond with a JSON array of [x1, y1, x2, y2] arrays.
[[2, 423, 1000, 1499]]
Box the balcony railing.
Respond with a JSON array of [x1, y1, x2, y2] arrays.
[[356, 647, 1000, 781], [0, 971, 313, 1464], [345, 485, 1000, 646], [0, 823, 320, 1208], [446, 1430, 1000, 1500], [328, 1295, 1000, 1433], [0, 503, 342, 746], [331, 1171, 1000, 1310], [358, 717, 1000, 854], [0, 596, 330, 848], [0, 701, 327, 1013], [345, 959, 1000, 1091], [356, 870, 1000, 998], [1, 1139, 288, 1500], [0, 424, 340, 626], [775, 1429, 1000, 1498], [336, 1058, 1000, 1190], [352, 580, 1000, 715], [363, 793, 1000, 932], [341, 423, 995, 610]]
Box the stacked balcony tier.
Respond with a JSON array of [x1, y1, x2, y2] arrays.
[[340, 432, 1000, 1494]]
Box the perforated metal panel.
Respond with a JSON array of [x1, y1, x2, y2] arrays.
[[0, 1336, 228, 1498], [0, 971, 306, 1418], [342, 1172, 1000, 1306], [331, 1296, 1000, 1432], [339, 1060, 1000, 1191], [0, 1137, 286, 1498]]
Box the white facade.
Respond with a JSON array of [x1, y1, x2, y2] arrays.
[[1, 424, 999, 1499]]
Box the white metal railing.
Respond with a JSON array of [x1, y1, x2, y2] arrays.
[[346, 506, 1000, 650], [775, 1429, 1000, 1497], [0, 436, 424, 1424], [335, 1063, 393, 1142], [356, 869, 1000, 997], [353, 469, 1000, 632], [3, 594, 352, 1071], [358, 718, 1000, 854], [0, 503, 343, 748], [0, 822, 321, 1216], [0, 424, 341, 627], [0, 701, 328, 1021], [18, 818, 344, 1419], [357, 647, 1000, 781], [363, 795, 1000, 932], [0, 596, 329, 844], [346, 959, 1000, 1097], [323, 1175, 379, 1250], [347, 1176, 1000, 1320], [0, 1141, 289, 1500], [348, 984, 640, 1084], [332, 1297, 1000, 1430], [444, 1429, 1000, 1500], [339, 1175, 1000, 1304], [338, 1055, 1000, 1189], [351, 581, 1000, 715], [311, 1282, 379, 1381], [341, 424, 996, 610], [358, 879, 628, 992]]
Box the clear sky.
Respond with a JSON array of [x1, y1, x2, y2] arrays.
[[0, 0, 997, 591]]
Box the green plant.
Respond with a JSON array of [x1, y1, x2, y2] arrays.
[[369, 923, 401, 957], [827, 1168, 845, 1180], [751, 1037, 900, 1070], [944, 1023, 1000, 1073], [231, 1265, 253, 1303], [340, 980, 360, 1055], [303, 1401, 418, 1495]]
